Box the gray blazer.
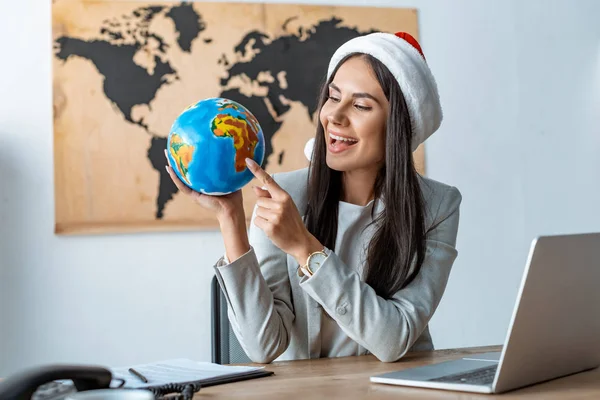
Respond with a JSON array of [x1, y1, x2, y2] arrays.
[[214, 167, 462, 363]]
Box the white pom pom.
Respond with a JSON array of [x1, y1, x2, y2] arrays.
[[304, 138, 315, 161]]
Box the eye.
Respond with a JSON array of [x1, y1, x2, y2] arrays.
[[354, 104, 372, 111], [327, 95, 340, 102]]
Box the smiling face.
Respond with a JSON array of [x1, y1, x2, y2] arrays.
[[319, 55, 389, 174]]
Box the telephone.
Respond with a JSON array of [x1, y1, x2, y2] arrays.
[[0, 364, 112, 400], [0, 364, 203, 400]]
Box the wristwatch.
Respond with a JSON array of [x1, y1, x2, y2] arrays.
[[298, 249, 328, 278]]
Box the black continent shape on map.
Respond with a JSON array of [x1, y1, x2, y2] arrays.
[[165, 3, 205, 52], [101, 6, 166, 47], [137, 6, 165, 22], [54, 3, 205, 132], [54, 37, 176, 131], [147, 136, 178, 219], [220, 18, 376, 169]]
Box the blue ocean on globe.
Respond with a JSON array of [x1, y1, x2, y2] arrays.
[[167, 97, 265, 195]]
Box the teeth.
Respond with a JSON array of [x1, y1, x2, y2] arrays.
[[329, 133, 358, 143]]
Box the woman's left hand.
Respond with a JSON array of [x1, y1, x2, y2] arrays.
[[245, 158, 323, 265]]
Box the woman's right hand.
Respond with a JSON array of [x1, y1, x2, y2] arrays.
[[164, 149, 244, 221]]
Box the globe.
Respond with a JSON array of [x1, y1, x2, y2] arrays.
[[166, 97, 265, 195]]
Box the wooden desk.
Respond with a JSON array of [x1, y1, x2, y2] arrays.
[[198, 345, 600, 399]]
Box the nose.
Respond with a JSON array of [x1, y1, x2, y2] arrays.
[[327, 106, 347, 126]]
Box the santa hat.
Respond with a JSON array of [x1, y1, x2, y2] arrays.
[[304, 31, 442, 160]]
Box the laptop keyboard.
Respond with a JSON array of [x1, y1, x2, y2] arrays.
[[429, 365, 498, 385]]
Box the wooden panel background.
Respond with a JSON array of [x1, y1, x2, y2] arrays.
[[52, 1, 422, 234]]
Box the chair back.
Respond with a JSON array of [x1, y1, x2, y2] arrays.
[[211, 275, 252, 364]]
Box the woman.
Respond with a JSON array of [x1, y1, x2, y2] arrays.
[[165, 32, 461, 363]]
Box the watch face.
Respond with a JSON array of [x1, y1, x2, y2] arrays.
[[309, 251, 328, 271]]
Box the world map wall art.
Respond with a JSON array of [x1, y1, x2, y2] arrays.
[[52, 0, 422, 235]]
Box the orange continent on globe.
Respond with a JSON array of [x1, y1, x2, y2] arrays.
[[211, 113, 259, 172]]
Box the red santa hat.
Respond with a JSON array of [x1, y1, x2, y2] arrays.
[[304, 32, 442, 160]]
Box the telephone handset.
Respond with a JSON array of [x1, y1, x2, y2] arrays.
[[0, 364, 112, 400]]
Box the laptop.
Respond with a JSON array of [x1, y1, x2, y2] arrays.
[[370, 232, 600, 394]]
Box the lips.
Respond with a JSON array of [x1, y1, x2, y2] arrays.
[[328, 131, 359, 154]]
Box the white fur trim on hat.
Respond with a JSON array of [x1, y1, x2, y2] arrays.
[[322, 32, 442, 154]]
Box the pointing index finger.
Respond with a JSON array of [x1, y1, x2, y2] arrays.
[[245, 158, 283, 196]]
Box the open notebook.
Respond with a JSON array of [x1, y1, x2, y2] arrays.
[[110, 358, 273, 389]]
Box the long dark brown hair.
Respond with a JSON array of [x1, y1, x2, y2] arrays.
[[304, 53, 427, 300]]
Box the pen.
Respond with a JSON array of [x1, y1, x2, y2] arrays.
[[128, 367, 149, 383]]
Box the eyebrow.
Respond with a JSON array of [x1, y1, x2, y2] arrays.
[[329, 83, 380, 103]]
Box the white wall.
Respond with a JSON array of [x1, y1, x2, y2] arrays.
[[1, 0, 599, 376]]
